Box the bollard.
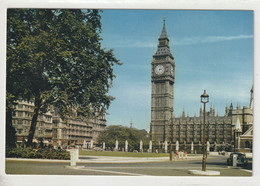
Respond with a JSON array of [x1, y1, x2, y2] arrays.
[[115, 140, 119, 151], [75, 148, 79, 161], [233, 154, 238, 167], [149, 140, 152, 153], [164, 141, 168, 153], [70, 149, 77, 167], [125, 140, 128, 152], [140, 140, 143, 153]]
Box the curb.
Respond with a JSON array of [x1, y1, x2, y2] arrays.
[[6, 155, 216, 164], [188, 169, 221, 176]]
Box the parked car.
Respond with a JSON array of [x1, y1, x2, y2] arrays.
[[227, 152, 248, 167]]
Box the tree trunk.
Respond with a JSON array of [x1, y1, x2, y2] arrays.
[[27, 96, 41, 147], [6, 106, 16, 148]]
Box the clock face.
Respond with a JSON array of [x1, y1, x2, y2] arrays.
[[155, 65, 165, 75]]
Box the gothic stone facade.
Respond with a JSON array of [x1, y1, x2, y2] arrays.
[[168, 107, 233, 152], [167, 103, 253, 153], [150, 21, 253, 153]]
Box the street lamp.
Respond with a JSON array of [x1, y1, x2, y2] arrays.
[[201, 90, 209, 172], [169, 112, 174, 161]]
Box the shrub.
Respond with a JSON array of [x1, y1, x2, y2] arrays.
[[34, 152, 43, 159], [6, 148, 70, 160]]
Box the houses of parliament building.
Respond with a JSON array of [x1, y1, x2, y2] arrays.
[[150, 20, 253, 153]]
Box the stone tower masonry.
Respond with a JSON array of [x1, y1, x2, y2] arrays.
[[150, 19, 175, 142]]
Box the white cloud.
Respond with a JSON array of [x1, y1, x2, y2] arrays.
[[103, 34, 253, 48], [173, 34, 253, 46]]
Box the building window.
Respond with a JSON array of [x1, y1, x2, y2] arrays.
[[245, 141, 251, 148], [18, 111, 23, 117], [17, 129, 22, 134], [18, 104, 23, 109]]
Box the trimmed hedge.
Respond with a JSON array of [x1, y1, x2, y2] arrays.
[[6, 148, 70, 160]]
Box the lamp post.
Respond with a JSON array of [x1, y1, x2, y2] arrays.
[[201, 90, 209, 172], [169, 112, 173, 161]]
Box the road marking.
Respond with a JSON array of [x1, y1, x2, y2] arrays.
[[83, 166, 228, 170], [227, 166, 253, 173], [240, 169, 253, 173], [74, 167, 149, 176]]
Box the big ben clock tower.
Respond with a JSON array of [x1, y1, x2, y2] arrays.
[[150, 19, 175, 142]]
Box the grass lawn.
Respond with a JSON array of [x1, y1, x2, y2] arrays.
[[79, 150, 170, 157]]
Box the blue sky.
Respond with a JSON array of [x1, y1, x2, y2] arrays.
[[100, 10, 253, 130]]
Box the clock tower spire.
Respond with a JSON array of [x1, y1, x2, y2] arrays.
[[160, 17, 168, 39], [150, 19, 175, 142]]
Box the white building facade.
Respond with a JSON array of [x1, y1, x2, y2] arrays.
[[12, 100, 106, 149]]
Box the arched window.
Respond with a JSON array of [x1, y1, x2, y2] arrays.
[[245, 141, 251, 148]]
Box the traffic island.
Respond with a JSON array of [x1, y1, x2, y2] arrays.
[[65, 165, 85, 169], [188, 170, 220, 176]]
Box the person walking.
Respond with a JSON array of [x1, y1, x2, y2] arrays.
[[181, 151, 184, 160], [185, 151, 188, 160]]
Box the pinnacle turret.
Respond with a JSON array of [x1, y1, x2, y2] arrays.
[[154, 18, 173, 58], [235, 116, 242, 132], [250, 86, 253, 109], [182, 106, 185, 118], [230, 102, 233, 110], [159, 17, 168, 39]]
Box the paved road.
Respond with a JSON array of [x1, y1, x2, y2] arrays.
[[5, 155, 252, 176]]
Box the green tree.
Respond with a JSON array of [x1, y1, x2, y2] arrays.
[[7, 9, 120, 147], [97, 125, 150, 151]]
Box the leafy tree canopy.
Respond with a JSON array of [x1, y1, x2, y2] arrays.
[[97, 125, 150, 151], [7, 9, 120, 146]]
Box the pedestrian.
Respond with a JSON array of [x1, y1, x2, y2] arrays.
[[181, 151, 184, 160], [185, 151, 188, 160], [176, 151, 178, 159]]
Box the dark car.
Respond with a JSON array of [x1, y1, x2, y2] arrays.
[[227, 152, 248, 167]]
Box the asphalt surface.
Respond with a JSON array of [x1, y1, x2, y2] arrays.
[[5, 155, 252, 176]]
